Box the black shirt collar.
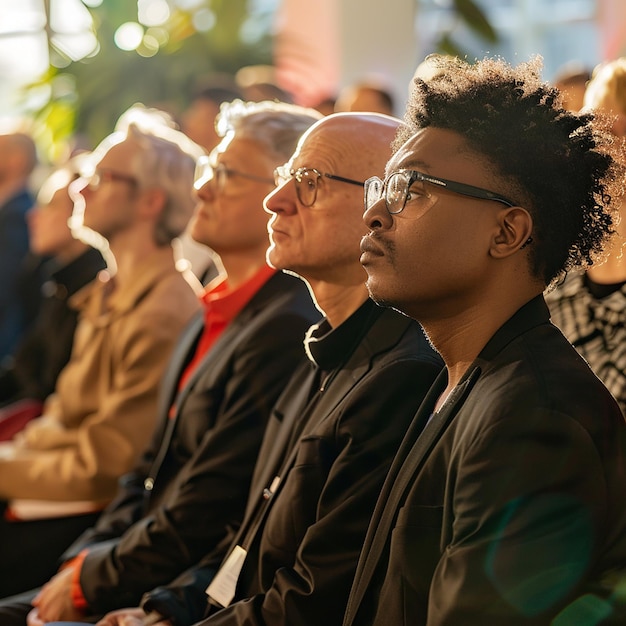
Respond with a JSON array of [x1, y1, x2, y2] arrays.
[[304, 298, 384, 371]]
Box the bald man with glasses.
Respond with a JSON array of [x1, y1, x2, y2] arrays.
[[273, 164, 364, 205], [97, 112, 442, 626]]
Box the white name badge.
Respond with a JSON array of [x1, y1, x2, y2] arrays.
[[206, 544, 248, 608]]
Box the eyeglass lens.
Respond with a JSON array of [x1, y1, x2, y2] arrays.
[[365, 172, 437, 217], [296, 170, 319, 207], [364, 177, 383, 212], [274, 168, 319, 207], [387, 173, 411, 214], [365, 173, 411, 214]]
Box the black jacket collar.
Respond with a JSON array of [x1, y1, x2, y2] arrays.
[[304, 298, 384, 371], [477, 294, 550, 363]]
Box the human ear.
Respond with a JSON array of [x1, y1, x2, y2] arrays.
[[490, 207, 533, 259], [139, 187, 167, 219]]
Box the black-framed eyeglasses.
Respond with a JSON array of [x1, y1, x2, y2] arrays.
[[274, 165, 365, 208], [194, 155, 274, 192], [86, 169, 139, 192], [364, 169, 515, 215]]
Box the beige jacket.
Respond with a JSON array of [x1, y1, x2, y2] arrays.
[[0, 246, 200, 503]]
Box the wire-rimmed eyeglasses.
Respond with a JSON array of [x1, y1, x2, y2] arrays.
[[274, 165, 365, 207], [364, 169, 516, 216], [194, 155, 274, 192]]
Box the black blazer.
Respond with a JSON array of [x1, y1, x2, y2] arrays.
[[344, 296, 626, 626], [141, 303, 443, 625], [61, 271, 319, 614], [0, 247, 106, 405], [0, 189, 33, 359]]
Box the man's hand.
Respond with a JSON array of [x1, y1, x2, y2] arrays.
[[26, 608, 44, 626], [96, 607, 173, 626], [31, 565, 86, 622]]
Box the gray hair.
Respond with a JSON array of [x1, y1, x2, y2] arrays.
[[117, 105, 205, 246], [216, 100, 322, 163]]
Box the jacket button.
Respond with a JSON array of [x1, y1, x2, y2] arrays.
[[144, 477, 154, 491]]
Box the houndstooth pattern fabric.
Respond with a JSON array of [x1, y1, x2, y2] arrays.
[[546, 271, 626, 416]]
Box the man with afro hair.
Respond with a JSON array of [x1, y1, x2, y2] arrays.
[[344, 54, 626, 626]]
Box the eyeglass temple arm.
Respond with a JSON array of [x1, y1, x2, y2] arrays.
[[323, 173, 365, 187], [422, 174, 514, 207]]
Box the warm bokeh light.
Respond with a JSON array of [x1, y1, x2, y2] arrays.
[[0, 1, 46, 34], [137, 33, 161, 57], [174, 0, 206, 9], [50, 0, 93, 33], [192, 8, 216, 32], [114, 22, 145, 51], [138, 0, 171, 27], [0, 0, 621, 169], [146, 26, 169, 46]]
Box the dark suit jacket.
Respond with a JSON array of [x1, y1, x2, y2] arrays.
[[344, 296, 626, 626], [142, 300, 443, 625], [0, 247, 106, 405], [0, 189, 34, 360], [60, 271, 318, 614]]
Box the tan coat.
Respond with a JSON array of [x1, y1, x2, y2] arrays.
[[0, 246, 200, 503]]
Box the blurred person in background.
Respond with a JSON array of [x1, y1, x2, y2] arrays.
[[0, 100, 320, 625], [553, 62, 592, 113], [180, 78, 244, 154], [0, 157, 106, 439], [547, 57, 626, 415], [311, 96, 337, 116], [335, 80, 395, 116], [178, 79, 244, 285], [235, 65, 294, 105], [0, 106, 202, 597], [0, 131, 38, 361]]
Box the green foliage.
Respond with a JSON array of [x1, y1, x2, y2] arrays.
[[452, 0, 497, 44], [23, 0, 497, 163], [25, 0, 274, 160], [19, 66, 78, 163], [33, 99, 77, 164], [438, 32, 467, 60], [433, 0, 499, 60]]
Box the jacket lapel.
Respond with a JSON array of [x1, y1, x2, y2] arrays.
[[345, 296, 552, 624], [152, 276, 284, 477], [168, 274, 292, 421], [170, 309, 250, 418], [155, 313, 204, 435], [237, 309, 417, 556], [345, 367, 479, 624], [243, 363, 318, 520], [311, 310, 415, 427]]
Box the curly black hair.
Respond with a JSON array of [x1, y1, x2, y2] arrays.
[[396, 55, 625, 286]]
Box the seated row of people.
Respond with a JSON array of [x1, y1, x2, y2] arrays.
[[0, 110, 206, 595], [0, 53, 625, 626], [0, 159, 106, 438]]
